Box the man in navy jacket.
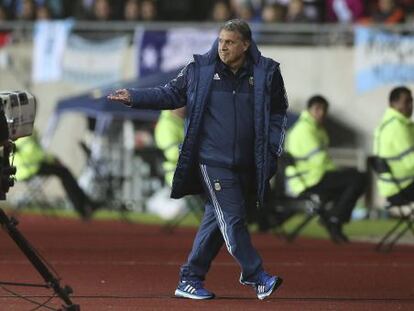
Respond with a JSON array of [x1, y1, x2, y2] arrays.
[[109, 19, 288, 300]]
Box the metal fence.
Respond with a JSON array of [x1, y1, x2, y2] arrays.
[[1, 21, 414, 46]]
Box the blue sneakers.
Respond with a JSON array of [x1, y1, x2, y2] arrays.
[[240, 271, 283, 300], [174, 280, 215, 300]]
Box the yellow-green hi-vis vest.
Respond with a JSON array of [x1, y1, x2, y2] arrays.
[[13, 135, 53, 181], [154, 111, 184, 187], [285, 110, 335, 195], [373, 107, 414, 197]]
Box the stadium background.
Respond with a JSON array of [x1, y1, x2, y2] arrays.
[[1, 1, 414, 310]]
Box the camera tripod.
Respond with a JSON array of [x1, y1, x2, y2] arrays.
[[0, 208, 80, 310], [0, 144, 80, 310]]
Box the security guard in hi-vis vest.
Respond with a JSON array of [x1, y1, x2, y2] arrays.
[[13, 132, 99, 220], [154, 108, 185, 187], [285, 95, 366, 243], [374, 86, 414, 204]]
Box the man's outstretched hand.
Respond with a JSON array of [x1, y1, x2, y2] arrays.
[[107, 89, 132, 106]]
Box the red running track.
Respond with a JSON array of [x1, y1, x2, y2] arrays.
[[0, 215, 413, 311]]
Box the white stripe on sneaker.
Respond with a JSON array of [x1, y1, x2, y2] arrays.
[[175, 289, 211, 300]]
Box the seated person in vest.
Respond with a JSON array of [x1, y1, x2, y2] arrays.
[[154, 107, 185, 186], [147, 107, 189, 219], [13, 132, 98, 220], [373, 86, 414, 205], [285, 95, 366, 243]]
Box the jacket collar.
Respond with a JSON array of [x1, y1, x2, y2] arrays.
[[384, 107, 412, 125], [301, 110, 318, 126]]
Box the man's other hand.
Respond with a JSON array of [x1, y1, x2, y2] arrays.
[[107, 89, 132, 106]]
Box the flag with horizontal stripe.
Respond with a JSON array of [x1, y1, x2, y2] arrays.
[[61, 34, 129, 87], [136, 27, 217, 77]]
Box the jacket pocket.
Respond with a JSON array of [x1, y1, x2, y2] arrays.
[[212, 178, 237, 192]]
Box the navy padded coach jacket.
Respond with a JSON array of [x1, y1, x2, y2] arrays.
[[127, 39, 288, 206]]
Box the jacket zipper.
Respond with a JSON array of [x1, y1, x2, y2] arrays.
[[233, 88, 237, 167]]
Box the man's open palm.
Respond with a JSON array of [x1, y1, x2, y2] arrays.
[[107, 89, 132, 106]]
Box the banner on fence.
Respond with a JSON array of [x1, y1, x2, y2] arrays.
[[355, 26, 414, 93], [61, 35, 129, 87], [32, 20, 73, 83], [0, 32, 11, 70], [136, 27, 217, 77]]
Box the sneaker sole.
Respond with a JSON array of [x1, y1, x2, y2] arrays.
[[257, 277, 283, 300], [174, 289, 215, 300]]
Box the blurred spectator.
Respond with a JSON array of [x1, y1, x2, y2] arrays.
[[362, 0, 405, 24], [0, 1, 11, 17], [2, 0, 411, 23], [2, 0, 67, 19], [234, 1, 256, 21], [36, 0, 66, 18], [210, 0, 233, 22], [285, 0, 313, 22], [261, 3, 285, 23], [17, 0, 35, 20], [303, 0, 324, 21], [72, 0, 95, 19], [231, 0, 264, 21], [399, 0, 414, 21], [111, 0, 127, 20], [229, 0, 243, 13], [399, 0, 414, 11], [91, 0, 112, 21], [274, 0, 323, 22], [141, 0, 157, 21], [35, 4, 51, 20], [124, 0, 140, 21], [326, 0, 365, 23], [157, 0, 194, 21], [0, 5, 8, 20]]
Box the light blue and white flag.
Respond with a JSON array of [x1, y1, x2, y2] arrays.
[[355, 26, 414, 93], [136, 27, 217, 77], [61, 35, 129, 87], [32, 20, 74, 83]]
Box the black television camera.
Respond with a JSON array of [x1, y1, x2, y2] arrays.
[[0, 91, 36, 199], [0, 92, 80, 310]]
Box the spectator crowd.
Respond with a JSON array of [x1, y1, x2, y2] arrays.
[[0, 0, 413, 24]]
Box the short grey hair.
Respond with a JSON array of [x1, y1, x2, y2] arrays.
[[220, 19, 252, 42]]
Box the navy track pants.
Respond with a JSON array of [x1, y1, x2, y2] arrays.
[[179, 164, 263, 283]]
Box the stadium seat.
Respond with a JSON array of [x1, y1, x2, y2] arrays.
[[271, 153, 333, 242], [11, 176, 60, 212], [368, 156, 414, 252], [162, 195, 204, 232], [78, 140, 127, 212], [137, 146, 203, 232]]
